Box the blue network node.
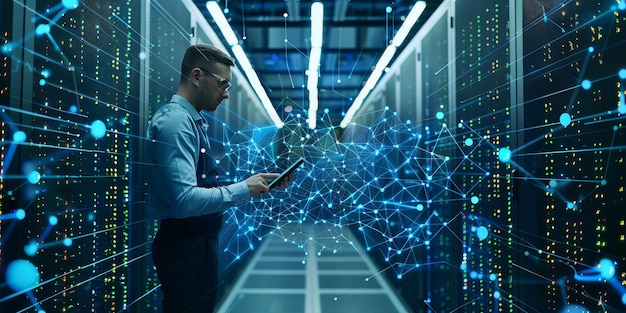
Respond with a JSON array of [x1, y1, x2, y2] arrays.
[[5, 259, 40, 292]]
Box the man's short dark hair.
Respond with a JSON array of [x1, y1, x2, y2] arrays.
[[180, 44, 234, 83]]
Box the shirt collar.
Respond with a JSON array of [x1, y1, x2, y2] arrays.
[[170, 95, 205, 124]]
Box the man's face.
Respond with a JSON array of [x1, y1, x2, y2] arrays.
[[196, 62, 232, 112]]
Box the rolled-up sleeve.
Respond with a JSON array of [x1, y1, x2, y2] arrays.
[[148, 104, 251, 219]]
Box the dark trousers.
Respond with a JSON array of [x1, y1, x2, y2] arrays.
[[152, 218, 220, 313]]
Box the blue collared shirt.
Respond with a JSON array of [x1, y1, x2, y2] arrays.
[[147, 95, 250, 219]]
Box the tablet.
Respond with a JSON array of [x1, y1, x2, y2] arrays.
[[268, 157, 304, 189]]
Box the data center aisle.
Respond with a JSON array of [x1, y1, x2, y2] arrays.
[[216, 227, 410, 313]]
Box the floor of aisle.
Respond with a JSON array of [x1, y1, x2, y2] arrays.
[[216, 227, 410, 313]]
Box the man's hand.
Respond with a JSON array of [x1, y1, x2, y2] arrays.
[[244, 173, 292, 197]]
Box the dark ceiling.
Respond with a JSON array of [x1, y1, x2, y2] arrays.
[[194, 0, 443, 127]]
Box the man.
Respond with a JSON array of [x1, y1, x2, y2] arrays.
[[147, 44, 290, 312]]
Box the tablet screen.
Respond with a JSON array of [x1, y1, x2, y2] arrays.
[[268, 157, 304, 189]]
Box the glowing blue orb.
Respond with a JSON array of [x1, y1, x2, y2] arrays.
[[549, 179, 557, 188], [69, 104, 78, 113], [460, 263, 467, 271], [41, 68, 51, 78], [6, 259, 40, 292], [623, 293, 626, 305], [49, 215, 58, 225], [416, 204, 424, 211], [1, 42, 14, 54], [63, 238, 73, 247], [90, 120, 107, 139], [471, 196, 479, 204], [619, 102, 626, 114], [39, 79, 46, 86], [35, 24, 51, 36], [598, 258, 615, 279], [619, 69, 626, 79], [498, 147, 512, 163], [493, 291, 501, 299], [581, 79, 592, 90], [386, 6, 392, 13], [436, 112, 445, 120], [588, 46, 594, 53], [476, 226, 488, 241], [16, 209, 26, 220], [567, 202, 575, 209], [464, 138, 474, 146], [559, 113, 572, 127], [27, 171, 41, 184], [62, 0, 80, 9], [13, 130, 27, 143], [489, 273, 497, 281], [24, 241, 38, 257]]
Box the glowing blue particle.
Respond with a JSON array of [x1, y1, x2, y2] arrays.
[[620, 2, 626, 10], [6, 259, 40, 292], [69, 104, 78, 113], [470, 271, 478, 279], [581, 79, 592, 90], [24, 240, 38, 256], [90, 120, 107, 139], [464, 138, 474, 146], [27, 171, 41, 184], [62, 0, 80, 9], [386, 6, 392, 13], [498, 147, 512, 163], [619, 69, 626, 79], [1, 42, 14, 54], [598, 258, 615, 279], [397, 274, 402, 279], [49, 215, 58, 225], [35, 24, 51, 36], [471, 196, 479, 204], [559, 113, 572, 127], [549, 179, 557, 188], [39, 79, 46, 86], [490, 273, 497, 281], [460, 263, 467, 271], [416, 204, 424, 211], [41, 68, 51, 78], [601, 179, 607, 186], [436, 112, 445, 120], [476, 226, 488, 241], [13, 130, 27, 143], [567, 202, 575, 209], [622, 294, 626, 305], [16, 209, 26, 220], [619, 103, 626, 114], [494, 291, 501, 299], [63, 238, 73, 247]]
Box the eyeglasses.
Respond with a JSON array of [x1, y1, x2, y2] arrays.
[[198, 68, 232, 92]]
